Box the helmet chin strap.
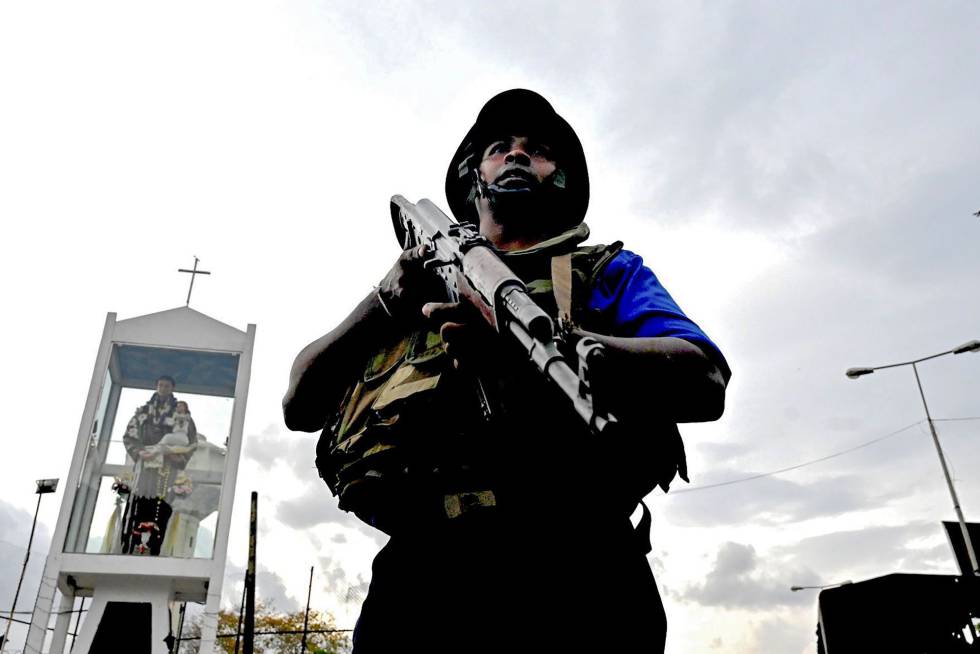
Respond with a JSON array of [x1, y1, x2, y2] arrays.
[[473, 168, 570, 227]]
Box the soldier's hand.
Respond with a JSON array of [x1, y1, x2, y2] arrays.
[[422, 301, 499, 369], [377, 244, 439, 323]]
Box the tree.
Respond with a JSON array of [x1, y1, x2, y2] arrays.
[[180, 601, 351, 654]]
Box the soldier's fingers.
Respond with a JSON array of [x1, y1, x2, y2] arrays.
[[442, 323, 489, 369], [404, 243, 430, 262], [439, 321, 469, 344], [421, 301, 466, 324], [394, 244, 429, 274]]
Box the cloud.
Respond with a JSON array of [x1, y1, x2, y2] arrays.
[[679, 542, 817, 610], [678, 522, 959, 616], [0, 500, 52, 603], [318, 555, 369, 606], [591, 4, 980, 238], [773, 522, 954, 578], [748, 615, 816, 654], [274, 485, 386, 548], [275, 486, 350, 529], [244, 423, 290, 465], [244, 423, 318, 479], [662, 471, 906, 528], [693, 439, 754, 462], [223, 566, 300, 614], [309, 3, 980, 252]]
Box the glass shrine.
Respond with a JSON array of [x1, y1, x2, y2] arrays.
[[25, 306, 255, 654]]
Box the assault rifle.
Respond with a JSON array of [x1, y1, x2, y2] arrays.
[[389, 194, 618, 436]]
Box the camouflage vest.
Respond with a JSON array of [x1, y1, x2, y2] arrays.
[[315, 224, 687, 528]]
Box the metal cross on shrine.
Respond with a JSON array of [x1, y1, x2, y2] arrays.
[[178, 256, 211, 307]]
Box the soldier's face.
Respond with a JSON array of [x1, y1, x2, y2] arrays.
[[478, 135, 557, 190], [156, 379, 174, 398]]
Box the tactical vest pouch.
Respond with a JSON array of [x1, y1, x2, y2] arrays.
[[316, 329, 450, 518]]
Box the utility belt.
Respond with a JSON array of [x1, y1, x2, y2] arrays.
[[358, 465, 583, 532], [369, 482, 654, 556], [368, 485, 501, 534]]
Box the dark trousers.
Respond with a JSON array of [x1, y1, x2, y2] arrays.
[[352, 511, 666, 653]]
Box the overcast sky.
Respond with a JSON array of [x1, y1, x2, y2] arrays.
[[1, 2, 979, 652]]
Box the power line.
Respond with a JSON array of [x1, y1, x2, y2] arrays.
[[0, 615, 48, 629], [180, 628, 354, 641], [0, 609, 86, 616], [665, 415, 978, 495], [666, 420, 925, 495]]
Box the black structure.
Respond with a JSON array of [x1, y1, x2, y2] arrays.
[[89, 602, 152, 653], [818, 573, 980, 653], [944, 522, 980, 577], [243, 491, 257, 654]]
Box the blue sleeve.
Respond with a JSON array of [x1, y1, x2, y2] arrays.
[[589, 250, 731, 380]]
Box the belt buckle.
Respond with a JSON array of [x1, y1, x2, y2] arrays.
[[443, 490, 497, 519]]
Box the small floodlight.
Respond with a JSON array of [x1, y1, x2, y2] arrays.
[[846, 367, 874, 379], [953, 340, 980, 355], [35, 479, 59, 494]]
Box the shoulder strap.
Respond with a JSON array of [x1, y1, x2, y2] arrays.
[[550, 253, 574, 329], [549, 242, 625, 330]]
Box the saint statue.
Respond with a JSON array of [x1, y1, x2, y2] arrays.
[[121, 375, 197, 555]]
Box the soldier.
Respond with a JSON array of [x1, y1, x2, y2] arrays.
[[284, 89, 730, 653]]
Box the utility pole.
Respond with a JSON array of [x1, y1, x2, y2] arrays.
[[174, 602, 186, 653], [300, 566, 314, 653], [847, 339, 980, 576], [243, 492, 257, 654], [912, 362, 979, 575], [2, 479, 58, 654], [70, 597, 85, 651], [234, 575, 247, 654]]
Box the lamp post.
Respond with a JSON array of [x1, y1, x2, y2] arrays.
[[846, 339, 980, 576], [1, 478, 59, 653], [791, 580, 853, 592]]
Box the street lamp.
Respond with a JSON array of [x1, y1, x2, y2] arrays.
[[1, 479, 59, 653], [846, 339, 980, 576], [791, 580, 853, 592]]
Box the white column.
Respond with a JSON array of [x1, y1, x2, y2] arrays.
[[47, 592, 74, 654], [198, 585, 222, 654], [68, 596, 105, 654], [149, 595, 171, 654], [23, 555, 59, 654]]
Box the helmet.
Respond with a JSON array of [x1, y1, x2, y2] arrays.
[[445, 89, 589, 228]]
